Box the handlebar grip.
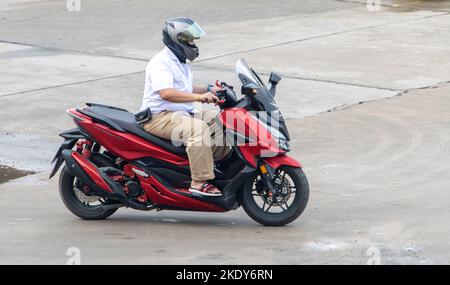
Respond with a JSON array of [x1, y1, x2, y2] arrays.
[[215, 99, 226, 106]]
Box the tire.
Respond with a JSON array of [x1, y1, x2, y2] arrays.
[[58, 154, 119, 220], [240, 166, 309, 226]]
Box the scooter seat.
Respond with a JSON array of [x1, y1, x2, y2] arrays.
[[84, 104, 187, 156]]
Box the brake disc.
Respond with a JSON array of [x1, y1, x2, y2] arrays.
[[273, 175, 292, 204], [73, 185, 101, 204]]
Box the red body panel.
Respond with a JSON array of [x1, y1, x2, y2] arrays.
[[123, 164, 224, 212], [71, 109, 189, 166], [263, 155, 302, 169], [66, 107, 301, 212], [71, 151, 113, 192], [219, 107, 285, 167], [68, 108, 224, 211]]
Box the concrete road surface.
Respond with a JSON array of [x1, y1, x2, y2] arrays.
[[0, 0, 449, 264]]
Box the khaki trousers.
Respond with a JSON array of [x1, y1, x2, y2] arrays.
[[143, 110, 230, 181]]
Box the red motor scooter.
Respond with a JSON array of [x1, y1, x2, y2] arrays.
[[50, 59, 309, 226]]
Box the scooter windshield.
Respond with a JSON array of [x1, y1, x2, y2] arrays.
[[235, 58, 290, 140], [235, 59, 278, 111], [235, 58, 266, 88]]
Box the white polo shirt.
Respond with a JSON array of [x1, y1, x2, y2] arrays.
[[141, 47, 195, 114]]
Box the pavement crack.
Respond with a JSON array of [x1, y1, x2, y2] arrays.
[[323, 92, 404, 114], [334, 0, 450, 13], [0, 40, 402, 94], [396, 80, 450, 96], [0, 71, 144, 98], [1, 10, 66, 25], [322, 80, 450, 115], [0, 40, 148, 63], [193, 63, 402, 92], [196, 11, 449, 63], [2, 9, 448, 69]]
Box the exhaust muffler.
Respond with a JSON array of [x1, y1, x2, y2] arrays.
[[61, 150, 126, 201]]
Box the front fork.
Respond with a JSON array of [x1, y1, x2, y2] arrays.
[[257, 161, 279, 198]]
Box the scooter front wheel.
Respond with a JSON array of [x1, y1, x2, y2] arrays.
[[240, 166, 309, 226]]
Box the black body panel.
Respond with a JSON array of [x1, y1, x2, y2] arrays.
[[81, 104, 187, 155], [61, 150, 122, 200], [133, 152, 254, 211], [49, 127, 88, 178], [137, 150, 244, 189], [139, 162, 255, 211], [49, 139, 77, 178]]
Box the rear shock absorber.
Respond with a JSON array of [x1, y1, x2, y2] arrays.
[[76, 140, 93, 158]]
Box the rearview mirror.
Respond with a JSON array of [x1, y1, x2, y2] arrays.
[[269, 72, 282, 85]]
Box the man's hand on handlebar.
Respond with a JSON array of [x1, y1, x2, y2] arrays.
[[195, 81, 231, 105], [198, 92, 219, 104]]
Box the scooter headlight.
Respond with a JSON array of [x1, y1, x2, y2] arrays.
[[250, 113, 290, 152], [278, 137, 290, 151], [264, 123, 290, 152]]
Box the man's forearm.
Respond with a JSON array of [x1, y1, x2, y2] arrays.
[[158, 88, 200, 103]]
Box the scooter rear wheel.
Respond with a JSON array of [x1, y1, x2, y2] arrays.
[[240, 166, 309, 226], [59, 154, 119, 220]]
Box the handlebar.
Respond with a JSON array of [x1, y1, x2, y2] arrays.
[[214, 98, 226, 106], [214, 89, 227, 107], [213, 80, 237, 109]]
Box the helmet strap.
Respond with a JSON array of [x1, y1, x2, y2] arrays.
[[162, 32, 187, 63]]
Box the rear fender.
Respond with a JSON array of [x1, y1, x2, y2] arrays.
[[49, 127, 88, 178]]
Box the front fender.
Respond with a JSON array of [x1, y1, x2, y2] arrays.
[[263, 155, 302, 169]]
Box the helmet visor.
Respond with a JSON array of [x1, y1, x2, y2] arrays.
[[177, 22, 206, 43]]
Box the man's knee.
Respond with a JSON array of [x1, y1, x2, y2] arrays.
[[202, 110, 219, 126], [191, 119, 210, 137], [189, 119, 211, 146]]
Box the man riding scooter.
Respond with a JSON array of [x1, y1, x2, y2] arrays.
[[141, 18, 230, 197], [50, 17, 309, 226]]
